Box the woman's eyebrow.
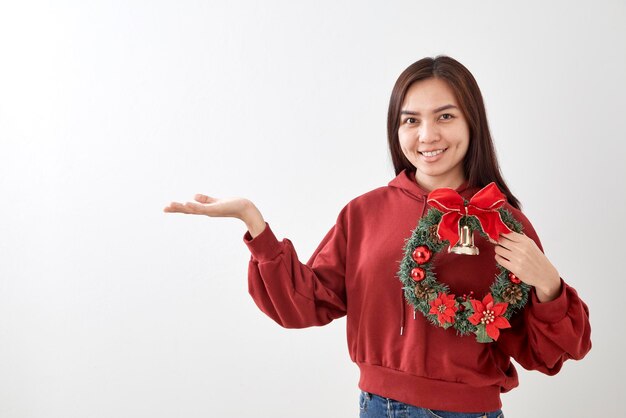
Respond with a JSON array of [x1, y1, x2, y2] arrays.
[[400, 104, 458, 115]]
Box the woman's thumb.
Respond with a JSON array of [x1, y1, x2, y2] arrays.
[[194, 194, 215, 203]]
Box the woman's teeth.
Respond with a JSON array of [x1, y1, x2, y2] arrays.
[[421, 149, 445, 157]]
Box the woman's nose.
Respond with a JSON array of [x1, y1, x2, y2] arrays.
[[418, 122, 440, 143]]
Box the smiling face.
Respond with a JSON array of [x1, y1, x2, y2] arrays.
[[397, 77, 470, 192]]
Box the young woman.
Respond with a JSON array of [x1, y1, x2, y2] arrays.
[[164, 55, 592, 418]]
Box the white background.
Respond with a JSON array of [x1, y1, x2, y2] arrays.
[[1, 1, 624, 417]]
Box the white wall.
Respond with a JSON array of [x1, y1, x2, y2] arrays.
[[0, 1, 624, 417]]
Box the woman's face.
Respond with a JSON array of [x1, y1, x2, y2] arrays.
[[398, 77, 470, 191]]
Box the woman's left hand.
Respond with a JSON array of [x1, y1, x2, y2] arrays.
[[494, 231, 562, 303]]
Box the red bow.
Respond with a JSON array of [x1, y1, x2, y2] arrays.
[[426, 182, 512, 251]]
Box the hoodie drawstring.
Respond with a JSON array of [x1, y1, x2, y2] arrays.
[[400, 288, 405, 336], [400, 198, 430, 336]]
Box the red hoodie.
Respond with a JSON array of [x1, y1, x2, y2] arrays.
[[243, 168, 592, 413]]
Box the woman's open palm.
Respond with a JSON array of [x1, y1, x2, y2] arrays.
[[163, 194, 250, 219]]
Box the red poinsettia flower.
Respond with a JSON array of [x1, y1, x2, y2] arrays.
[[468, 293, 511, 340], [428, 292, 458, 325]]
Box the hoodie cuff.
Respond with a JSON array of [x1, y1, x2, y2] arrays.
[[242, 221, 283, 262], [529, 277, 568, 323]]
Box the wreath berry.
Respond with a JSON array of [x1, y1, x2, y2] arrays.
[[397, 182, 531, 343]]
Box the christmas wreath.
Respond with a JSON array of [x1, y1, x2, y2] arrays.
[[397, 182, 531, 343]]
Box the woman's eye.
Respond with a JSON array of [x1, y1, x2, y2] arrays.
[[440, 113, 454, 120], [405, 117, 417, 124]]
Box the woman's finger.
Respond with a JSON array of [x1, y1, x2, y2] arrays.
[[494, 242, 513, 257], [498, 232, 520, 243], [494, 253, 512, 270], [163, 201, 200, 214], [163, 202, 184, 213], [183, 202, 205, 214]]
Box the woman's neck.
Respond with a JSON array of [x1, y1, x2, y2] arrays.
[[414, 172, 467, 193]]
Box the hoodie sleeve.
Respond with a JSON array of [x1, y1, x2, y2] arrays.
[[494, 209, 592, 374], [242, 215, 348, 329]]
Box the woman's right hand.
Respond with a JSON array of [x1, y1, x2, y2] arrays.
[[163, 194, 250, 219], [163, 195, 267, 238]]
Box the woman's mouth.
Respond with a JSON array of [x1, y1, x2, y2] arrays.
[[419, 148, 448, 161]]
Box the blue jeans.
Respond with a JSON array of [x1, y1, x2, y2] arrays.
[[359, 391, 504, 418]]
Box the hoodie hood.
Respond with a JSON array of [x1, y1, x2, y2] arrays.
[[387, 168, 475, 201]]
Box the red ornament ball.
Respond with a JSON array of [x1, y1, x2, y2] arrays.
[[412, 246, 432, 264], [508, 272, 521, 284], [411, 267, 426, 281]]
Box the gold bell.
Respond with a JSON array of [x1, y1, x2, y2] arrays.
[[449, 224, 479, 255]]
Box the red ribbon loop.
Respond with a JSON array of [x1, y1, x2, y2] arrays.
[[426, 182, 512, 251]]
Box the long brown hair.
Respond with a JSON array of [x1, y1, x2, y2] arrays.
[[387, 55, 521, 210]]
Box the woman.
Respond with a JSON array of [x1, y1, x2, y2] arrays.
[[164, 55, 591, 417]]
